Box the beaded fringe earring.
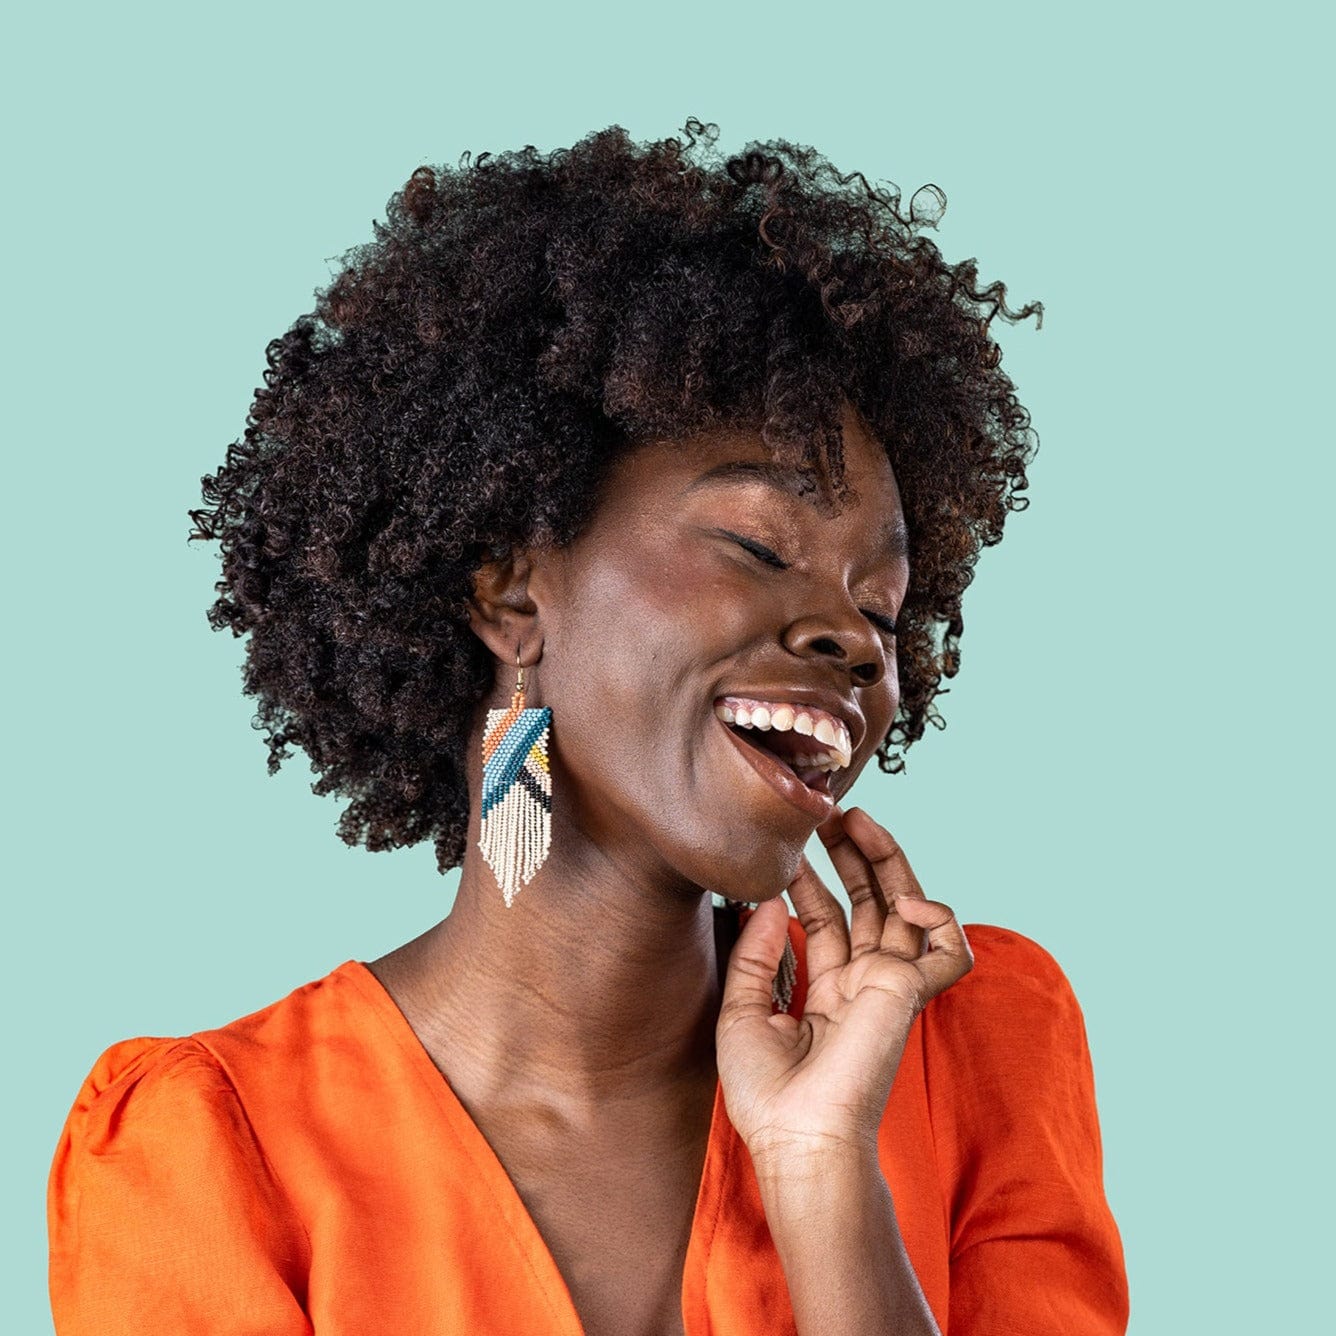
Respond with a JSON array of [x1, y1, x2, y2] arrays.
[[723, 897, 798, 1014], [478, 649, 553, 908]]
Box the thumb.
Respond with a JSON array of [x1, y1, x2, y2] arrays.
[[719, 897, 791, 1028]]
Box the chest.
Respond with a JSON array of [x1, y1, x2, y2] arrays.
[[479, 1109, 713, 1336]]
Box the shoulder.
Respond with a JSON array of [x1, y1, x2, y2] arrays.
[[55, 1035, 233, 1156], [918, 923, 1097, 1112], [48, 973, 353, 1248], [934, 921, 1086, 1024], [53, 961, 360, 1173], [922, 928, 1129, 1327], [50, 1030, 317, 1327], [960, 920, 1077, 981], [190, 960, 364, 1079], [917, 922, 1105, 1148], [49, 1037, 252, 1253]]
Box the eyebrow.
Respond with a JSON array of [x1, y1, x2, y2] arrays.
[[687, 460, 910, 561]]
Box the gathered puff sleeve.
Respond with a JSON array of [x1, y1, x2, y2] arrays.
[[48, 1036, 313, 1335], [923, 925, 1130, 1335]]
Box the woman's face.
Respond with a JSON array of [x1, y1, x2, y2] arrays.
[[494, 403, 909, 905]]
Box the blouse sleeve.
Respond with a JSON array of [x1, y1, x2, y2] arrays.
[[921, 925, 1129, 1335], [48, 1036, 313, 1335]]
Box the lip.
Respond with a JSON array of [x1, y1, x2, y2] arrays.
[[712, 687, 865, 756], [714, 714, 837, 822]]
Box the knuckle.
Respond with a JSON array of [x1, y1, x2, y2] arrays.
[[872, 844, 905, 872], [869, 960, 925, 1014], [730, 952, 779, 984], [801, 904, 846, 934], [844, 878, 880, 905]]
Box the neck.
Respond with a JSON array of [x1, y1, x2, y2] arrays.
[[378, 835, 730, 1112]]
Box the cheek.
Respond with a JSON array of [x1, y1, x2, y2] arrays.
[[541, 544, 714, 751], [571, 539, 757, 666], [541, 542, 758, 805], [532, 538, 819, 889]]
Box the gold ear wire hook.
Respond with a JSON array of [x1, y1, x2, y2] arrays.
[[515, 644, 524, 696]]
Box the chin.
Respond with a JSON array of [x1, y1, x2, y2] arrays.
[[681, 833, 806, 906]]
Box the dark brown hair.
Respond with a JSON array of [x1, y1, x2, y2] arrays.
[[188, 118, 1042, 874]]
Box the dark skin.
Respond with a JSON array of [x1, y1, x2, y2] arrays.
[[369, 401, 971, 1336]]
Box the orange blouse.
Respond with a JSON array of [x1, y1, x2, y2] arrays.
[[48, 916, 1128, 1333]]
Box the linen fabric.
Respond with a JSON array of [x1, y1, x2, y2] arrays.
[[48, 915, 1129, 1334]]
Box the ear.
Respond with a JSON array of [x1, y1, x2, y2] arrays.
[[467, 544, 542, 665]]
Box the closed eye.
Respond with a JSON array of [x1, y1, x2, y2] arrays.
[[722, 531, 898, 637], [728, 532, 787, 569]]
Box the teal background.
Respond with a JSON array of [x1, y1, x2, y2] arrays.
[[6, 2, 1328, 1330]]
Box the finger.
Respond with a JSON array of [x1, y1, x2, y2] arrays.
[[816, 806, 887, 956], [718, 897, 793, 1034], [842, 808, 926, 960], [785, 854, 850, 979], [892, 897, 975, 1001]]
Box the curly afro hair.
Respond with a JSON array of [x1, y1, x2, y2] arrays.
[[188, 117, 1042, 876]]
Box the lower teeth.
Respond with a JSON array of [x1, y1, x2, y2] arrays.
[[729, 727, 834, 779]]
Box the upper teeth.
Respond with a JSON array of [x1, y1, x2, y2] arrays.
[[713, 696, 853, 771]]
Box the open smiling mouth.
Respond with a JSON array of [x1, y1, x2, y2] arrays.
[[711, 698, 851, 819]]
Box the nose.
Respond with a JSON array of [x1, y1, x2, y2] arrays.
[[782, 610, 887, 688]]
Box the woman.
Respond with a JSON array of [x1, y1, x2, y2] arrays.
[[48, 119, 1128, 1334]]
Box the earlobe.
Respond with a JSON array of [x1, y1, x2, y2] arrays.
[[467, 549, 541, 663]]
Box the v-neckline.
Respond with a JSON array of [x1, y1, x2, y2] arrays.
[[341, 957, 734, 1336]]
